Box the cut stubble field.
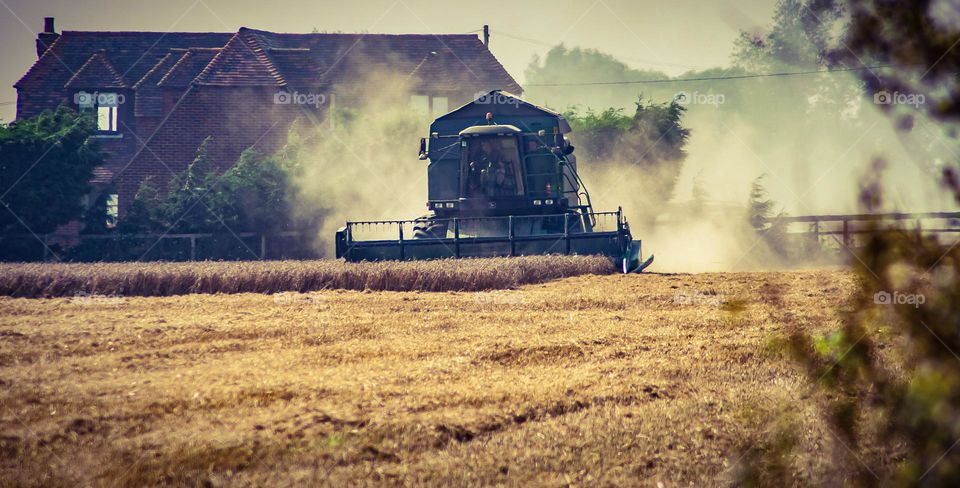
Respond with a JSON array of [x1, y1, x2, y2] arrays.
[[0, 267, 857, 486]]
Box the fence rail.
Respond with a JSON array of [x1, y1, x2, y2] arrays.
[[772, 211, 960, 248], [3, 230, 314, 262]]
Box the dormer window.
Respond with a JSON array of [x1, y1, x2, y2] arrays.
[[75, 91, 122, 133]]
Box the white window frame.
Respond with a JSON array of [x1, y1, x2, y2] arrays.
[[97, 105, 119, 132]]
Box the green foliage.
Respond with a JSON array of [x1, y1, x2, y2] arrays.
[[564, 98, 689, 226], [128, 138, 297, 236], [564, 97, 689, 167], [159, 136, 219, 233], [68, 138, 305, 261], [121, 177, 163, 234], [0, 107, 104, 237], [562, 107, 632, 160]]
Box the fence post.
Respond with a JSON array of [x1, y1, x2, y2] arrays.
[[508, 216, 515, 256], [189, 236, 196, 261], [398, 222, 405, 260], [260, 234, 267, 260], [842, 219, 850, 248]]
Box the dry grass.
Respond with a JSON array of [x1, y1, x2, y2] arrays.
[[0, 268, 857, 486], [0, 255, 615, 298]]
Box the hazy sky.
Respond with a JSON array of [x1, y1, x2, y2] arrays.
[[0, 0, 778, 121]]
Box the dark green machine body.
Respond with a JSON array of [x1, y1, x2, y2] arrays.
[[335, 91, 653, 273]]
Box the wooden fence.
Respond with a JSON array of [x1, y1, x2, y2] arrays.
[[772, 211, 960, 248], [22, 230, 315, 262]]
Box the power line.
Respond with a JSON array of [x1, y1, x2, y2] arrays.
[[525, 65, 894, 86]]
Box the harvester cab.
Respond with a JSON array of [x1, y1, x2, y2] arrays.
[[336, 90, 653, 273]]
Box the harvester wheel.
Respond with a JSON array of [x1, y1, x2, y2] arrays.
[[412, 217, 448, 239]]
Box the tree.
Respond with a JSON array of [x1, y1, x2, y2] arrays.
[[0, 107, 104, 237], [159, 136, 218, 233], [524, 45, 675, 109], [125, 140, 298, 236], [206, 148, 295, 234], [747, 175, 789, 257], [819, 0, 960, 125]]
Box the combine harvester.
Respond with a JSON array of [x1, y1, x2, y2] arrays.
[[335, 91, 654, 273]]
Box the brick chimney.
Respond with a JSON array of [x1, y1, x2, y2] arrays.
[[36, 17, 59, 58]]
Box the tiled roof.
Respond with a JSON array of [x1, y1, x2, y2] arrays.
[[64, 51, 126, 89], [193, 31, 286, 87], [157, 48, 221, 87], [193, 28, 521, 92], [132, 50, 183, 90], [407, 49, 491, 91], [17, 28, 521, 98], [267, 48, 325, 87], [132, 50, 182, 117], [15, 31, 234, 91]]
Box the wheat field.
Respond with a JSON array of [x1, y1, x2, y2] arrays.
[[0, 256, 615, 298], [0, 268, 855, 486]]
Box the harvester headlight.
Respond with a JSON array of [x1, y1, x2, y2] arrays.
[[545, 199, 554, 205], [533, 199, 542, 205], [445, 202, 455, 208]]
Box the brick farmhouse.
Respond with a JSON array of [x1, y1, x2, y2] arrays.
[[15, 18, 521, 218]]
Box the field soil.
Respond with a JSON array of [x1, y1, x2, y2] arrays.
[[0, 269, 856, 486]]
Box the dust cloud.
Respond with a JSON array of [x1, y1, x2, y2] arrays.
[[536, 71, 959, 272], [287, 72, 433, 256]]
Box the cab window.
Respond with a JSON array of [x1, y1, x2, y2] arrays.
[[462, 136, 523, 198]]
